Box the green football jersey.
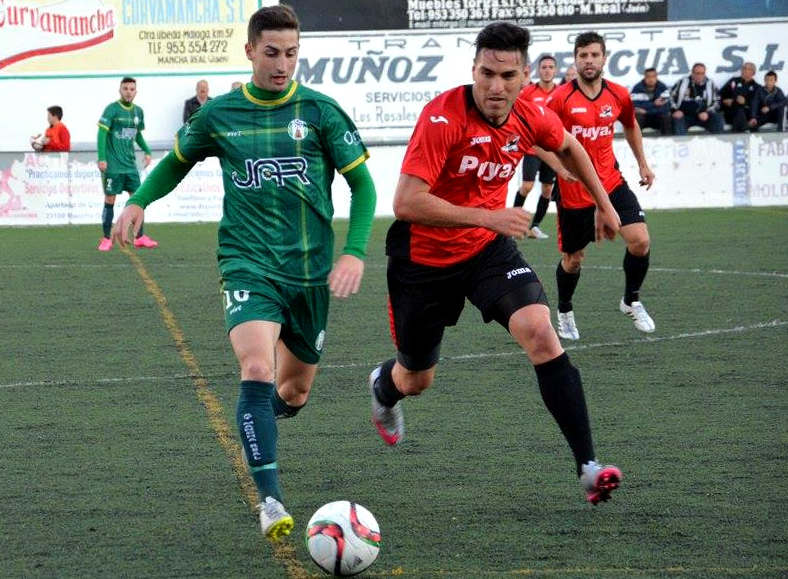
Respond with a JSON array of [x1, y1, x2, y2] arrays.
[[173, 81, 370, 287], [97, 101, 146, 173]]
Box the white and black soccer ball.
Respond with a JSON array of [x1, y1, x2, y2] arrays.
[[30, 134, 46, 151], [305, 500, 380, 577]]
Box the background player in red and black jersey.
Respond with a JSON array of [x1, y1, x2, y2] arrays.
[[546, 32, 657, 340], [512, 54, 568, 240], [369, 22, 624, 505]]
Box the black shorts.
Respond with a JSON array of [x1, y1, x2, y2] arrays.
[[387, 235, 548, 371], [521, 154, 557, 184], [556, 182, 645, 254]]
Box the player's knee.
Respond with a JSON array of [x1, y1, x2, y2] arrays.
[[239, 360, 276, 383], [396, 368, 434, 396], [627, 236, 650, 256], [278, 380, 312, 407], [563, 251, 584, 272], [513, 313, 560, 361]]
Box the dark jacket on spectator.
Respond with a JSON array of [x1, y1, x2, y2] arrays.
[[720, 76, 761, 118], [630, 80, 671, 115], [751, 85, 786, 118], [182, 96, 211, 124]]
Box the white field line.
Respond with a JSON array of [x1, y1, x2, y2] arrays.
[[2, 319, 784, 390], [1, 263, 788, 278]]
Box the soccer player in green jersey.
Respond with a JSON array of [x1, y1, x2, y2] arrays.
[[112, 5, 377, 541], [97, 76, 158, 251]]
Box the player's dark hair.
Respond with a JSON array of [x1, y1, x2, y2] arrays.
[[574, 31, 605, 56], [474, 22, 530, 63], [692, 62, 706, 71], [538, 54, 556, 65], [765, 70, 778, 80], [644, 67, 657, 75], [248, 4, 300, 45], [120, 76, 136, 85], [47, 106, 63, 120]]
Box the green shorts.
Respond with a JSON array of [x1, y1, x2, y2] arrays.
[[102, 171, 141, 196], [221, 275, 329, 365]]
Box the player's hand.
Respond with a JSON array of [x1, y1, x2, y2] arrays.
[[638, 166, 655, 191], [559, 169, 578, 183], [736, 95, 746, 105], [329, 254, 365, 298], [97, 161, 107, 171], [112, 204, 145, 247], [594, 206, 620, 243], [143, 154, 152, 168], [487, 207, 532, 239], [672, 110, 684, 119], [698, 111, 709, 121]]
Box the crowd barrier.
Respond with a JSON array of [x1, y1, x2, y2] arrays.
[[1, 131, 786, 226]]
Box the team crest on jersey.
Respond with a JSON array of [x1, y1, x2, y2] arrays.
[[287, 119, 308, 140], [501, 135, 520, 153], [599, 105, 613, 118], [133, 115, 140, 126]]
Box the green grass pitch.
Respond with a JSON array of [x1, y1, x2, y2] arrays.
[[0, 207, 786, 578]]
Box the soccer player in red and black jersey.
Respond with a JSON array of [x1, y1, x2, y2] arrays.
[[546, 31, 656, 340], [369, 22, 623, 505], [512, 54, 568, 240]]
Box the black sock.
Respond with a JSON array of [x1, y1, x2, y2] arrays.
[[623, 249, 650, 305], [556, 261, 580, 313], [271, 388, 305, 419], [534, 353, 595, 477], [532, 195, 550, 227], [101, 203, 114, 238], [373, 358, 403, 408], [513, 192, 527, 208]]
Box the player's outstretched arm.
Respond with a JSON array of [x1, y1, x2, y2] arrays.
[[113, 204, 145, 247], [393, 174, 531, 238], [111, 151, 194, 246], [329, 254, 365, 299], [533, 146, 577, 182], [622, 125, 655, 190], [329, 163, 376, 299]]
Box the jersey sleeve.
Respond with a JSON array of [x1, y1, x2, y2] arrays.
[[532, 105, 566, 152], [400, 103, 459, 187], [617, 87, 637, 129], [173, 104, 217, 164], [97, 104, 113, 131], [136, 106, 146, 132], [545, 90, 562, 115], [318, 100, 369, 174]]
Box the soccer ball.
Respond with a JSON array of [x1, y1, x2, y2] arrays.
[[305, 500, 381, 577], [30, 134, 46, 151]]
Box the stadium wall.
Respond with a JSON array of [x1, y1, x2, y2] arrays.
[[1, 2, 786, 224], [1, 12, 786, 149], [1, 131, 786, 225]]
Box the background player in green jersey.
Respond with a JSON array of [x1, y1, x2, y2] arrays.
[[97, 77, 158, 251], [112, 5, 377, 541]]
